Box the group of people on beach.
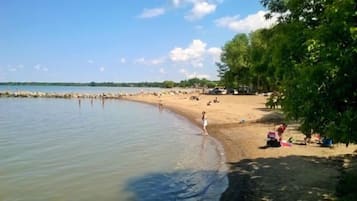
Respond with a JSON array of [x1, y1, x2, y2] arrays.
[[202, 110, 290, 147], [207, 97, 220, 106]]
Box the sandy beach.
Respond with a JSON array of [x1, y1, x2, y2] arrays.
[[124, 92, 357, 201]]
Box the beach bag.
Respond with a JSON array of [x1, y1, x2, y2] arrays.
[[321, 138, 333, 147], [267, 139, 281, 147]]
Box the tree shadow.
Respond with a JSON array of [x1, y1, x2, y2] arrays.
[[124, 169, 227, 201], [255, 111, 285, 124], [220, 155, 345, 201], [254, 108, 274, 112]]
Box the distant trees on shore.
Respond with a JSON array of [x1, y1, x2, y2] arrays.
[[0, 78, 219, 89]]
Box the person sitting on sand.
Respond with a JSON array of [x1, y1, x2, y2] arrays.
[[267, 131, 280, 147], [304, 132, 312, 145], [276, 123, 287, 142], [190, 95, 200, 101], [202, 111, 208, 135]]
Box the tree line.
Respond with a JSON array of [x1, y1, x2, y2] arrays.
[[217, 0, 356, 144], [0, 78, 219, 89]]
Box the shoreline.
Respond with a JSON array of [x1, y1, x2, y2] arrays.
[[122, 93, 357, 201]]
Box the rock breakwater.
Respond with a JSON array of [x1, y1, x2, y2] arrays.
[[0, 89, 200, 99]]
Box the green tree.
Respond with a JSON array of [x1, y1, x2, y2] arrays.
[[216, 62, 238, 88], [162, 80, 175, 88], [261, 0, 357, 144], [220, 34, 251, 87], [249, 29, 276, 92]]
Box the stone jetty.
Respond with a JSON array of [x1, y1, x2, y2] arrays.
[[0, 89, 200, 99]]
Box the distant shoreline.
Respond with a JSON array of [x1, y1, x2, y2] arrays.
[[0, 82, 166, 88]]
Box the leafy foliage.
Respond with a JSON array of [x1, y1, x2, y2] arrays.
[[219, 34, 252, 88], [162, 80, 175, 88], [218, 0, 357, 143], [264, 0, 357, 143]]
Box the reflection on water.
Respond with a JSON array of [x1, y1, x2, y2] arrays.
[[0, 98, 227, 201]]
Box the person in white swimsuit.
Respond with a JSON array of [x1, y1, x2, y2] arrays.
[[202, 111, 208, 135]]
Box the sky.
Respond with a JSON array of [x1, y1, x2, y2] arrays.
[[0, 0, 277, 82]]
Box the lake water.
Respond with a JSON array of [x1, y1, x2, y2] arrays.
[[0, 85, 162, 94], [0, 87, 227, 201]]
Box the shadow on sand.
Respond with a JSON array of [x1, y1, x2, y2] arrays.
[[220, 155, 346, 201], [254, 108, 274, 112], [255, 111, 285, 124], [124, 169, 227, 201]]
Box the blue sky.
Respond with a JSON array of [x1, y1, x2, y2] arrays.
[[0, 0, 276, 82]]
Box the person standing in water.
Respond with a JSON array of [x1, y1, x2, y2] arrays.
[[202, 111, 208, 135], [78, 98, 81, 108]]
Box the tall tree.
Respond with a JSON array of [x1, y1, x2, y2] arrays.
[[261, 0, 357, 143], [249, 29, 275, 92], [220, 34, 251, 87]]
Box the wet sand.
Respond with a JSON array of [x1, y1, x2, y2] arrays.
[[124, 92, 357, 201]]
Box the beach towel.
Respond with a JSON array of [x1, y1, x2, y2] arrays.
[[280, 140, 292, 147]]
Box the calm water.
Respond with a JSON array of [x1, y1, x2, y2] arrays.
[[0, 85, 162, 94], [0, 97, 227, 200]]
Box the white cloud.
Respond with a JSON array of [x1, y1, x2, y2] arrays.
[[172, 0, 220, 20], [99, 66, 105, 72], [87, 59, 94, 64], [193, 73, 209, 79], [150, 58, 165, 65], [159, 68, 166, 74], [172, 0, 181, 7], [170, 39, 206, 62], [134, 57, 166, 65], [169, 39, 221, 68], [134, 57, 146, 64], [120, 58, 126, 64], [207, 47, 222, 61], [185, 1, 216, 20], [179, 68, 209, 79], [170, 48, 188, 61], [33, 64, 49, 72], [215, 10, 278, 33], [138, 8, 165, 18], [7, 64, 23, 72], [191, 61, 203, 68], [34, 64, 41, 70], [179, 68, 187, 74]]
